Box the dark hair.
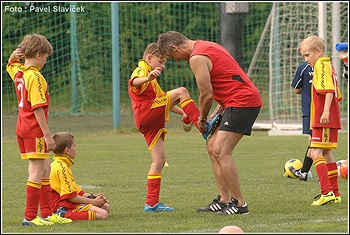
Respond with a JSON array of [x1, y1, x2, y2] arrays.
[[52, 132, 75, 154]]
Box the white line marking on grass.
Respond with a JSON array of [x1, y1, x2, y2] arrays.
[[80, 184, 102, 189]]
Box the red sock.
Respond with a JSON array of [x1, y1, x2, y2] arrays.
[[146, 173, 162, 206], [313, 156, 333, 195], [40, 178, 52, 218], [180, 98, 200, 129], [24, 181, 41, 220], [327, 162, 340, 197]]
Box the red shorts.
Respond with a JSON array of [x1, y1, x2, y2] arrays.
[[17, 135, 50, 159], [310, 127, 338, 149], [139, 92, 171, 150]]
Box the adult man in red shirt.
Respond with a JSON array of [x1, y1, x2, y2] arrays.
[[158, 31, 262, 214]]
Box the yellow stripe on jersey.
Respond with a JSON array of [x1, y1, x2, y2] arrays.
[[165, 91, 171, 122]]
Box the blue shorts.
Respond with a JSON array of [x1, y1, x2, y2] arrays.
[[218, 107, 261, 136], [302, 116, 312, 136]]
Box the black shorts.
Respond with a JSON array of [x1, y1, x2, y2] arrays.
[[218, 107, 261, 136]]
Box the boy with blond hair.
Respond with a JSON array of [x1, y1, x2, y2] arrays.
[[298, 35, 342, 206], [128, 43, 200, 212]]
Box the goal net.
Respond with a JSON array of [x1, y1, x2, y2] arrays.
[[248, 2, 348, 136]]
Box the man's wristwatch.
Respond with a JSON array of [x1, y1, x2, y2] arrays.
[[199, 116, 207, 123]]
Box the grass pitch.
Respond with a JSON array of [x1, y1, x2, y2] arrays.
[[1, 129, 348, 233]]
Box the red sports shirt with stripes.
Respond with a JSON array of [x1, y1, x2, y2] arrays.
[[6, 61, 50, 138]]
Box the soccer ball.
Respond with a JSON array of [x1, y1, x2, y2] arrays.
[[339, 159, 348, 180], [336, 160, 345, 178], [283, 159, 302, 178], [219, 225, 244, 234]]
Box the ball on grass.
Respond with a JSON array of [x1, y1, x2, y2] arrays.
[[219, 225, 244, 234], [339, 159, 348, 180], [283, 159, 302, 178]]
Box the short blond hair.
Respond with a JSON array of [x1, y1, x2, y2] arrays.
[[298, 35, 325, 54], [143, 43, 164, 59], [18, 34, 53, 58], [53, 132, 75, 154]]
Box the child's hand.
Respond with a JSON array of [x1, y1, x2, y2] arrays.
[[95, 192, 109, 203], [93, 195, 107, 207], [13, 48, 25, 59], [148, 67, 162, 81]]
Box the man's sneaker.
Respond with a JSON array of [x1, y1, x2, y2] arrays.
[[217, 200, 249, 215], [182, 116, 192, 132], [197, 195, 226, 212], [311, 191, 336, 206], [202, 113, 222, 140], [44, 213, 72, 224], [144, 202, 175, 212], [294, 170, 310, 181], [22, 216, 53, 226], [55, 206, 68, 218]]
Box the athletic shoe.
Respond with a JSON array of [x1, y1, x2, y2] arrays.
[[197, 195, 227, 212], [217, 200, 249, 215], [144, 203, 175, 212], [311, 191, 336, 206], [44, 213, 72, 224], [55, 206, 68, 218], [331, 196, 342, 204], [202, 113, 222, 140], [22, 216, 53, 226], [294, 170, 311, 181], [182, 116, 192, 132]]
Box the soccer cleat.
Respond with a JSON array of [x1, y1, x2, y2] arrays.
[[44, 213, 72, 224], [144, 202, 175, 212], [331, 196, 342, 204], [294, 170, 312, 181], [22, 216, 54, 226], [182, 116, 192, 132], [202, 113, 222, 140], [217, 199, 249, 215], [311, 191, 336, 206], [197, 195, 227, 212]]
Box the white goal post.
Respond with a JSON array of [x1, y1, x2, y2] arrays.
[[249, 2, 349, 136]]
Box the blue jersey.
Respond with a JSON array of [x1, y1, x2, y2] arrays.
[[291, 62, 313, 117]]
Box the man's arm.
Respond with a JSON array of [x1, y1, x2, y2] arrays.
[[189, 55, 213, 131]]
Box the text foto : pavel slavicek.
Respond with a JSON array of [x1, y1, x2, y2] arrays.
[[4, 5, 85, 13]]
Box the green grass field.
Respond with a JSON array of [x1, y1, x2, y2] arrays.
[[1, 129, 348, 233]]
